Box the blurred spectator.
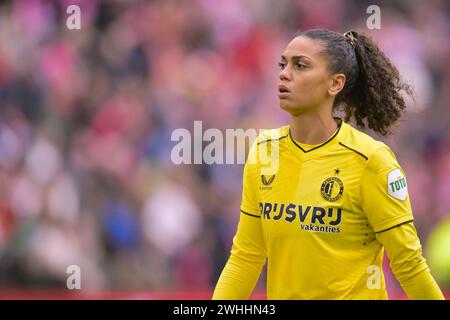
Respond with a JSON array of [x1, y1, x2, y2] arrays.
[[0, 0, 449, 296]]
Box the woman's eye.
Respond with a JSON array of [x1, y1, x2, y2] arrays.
[[296, 64, 307, 69], [278, 62, 286, 70]]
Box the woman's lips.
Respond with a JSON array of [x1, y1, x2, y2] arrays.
[[278, 84, 290, 98]]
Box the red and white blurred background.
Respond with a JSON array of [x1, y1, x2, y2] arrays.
[[0, 0, 450, 299]]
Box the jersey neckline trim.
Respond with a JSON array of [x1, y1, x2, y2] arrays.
[[289, 117, 343, 153]]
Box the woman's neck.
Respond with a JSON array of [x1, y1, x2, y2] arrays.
[[289, 112, 339, 145]]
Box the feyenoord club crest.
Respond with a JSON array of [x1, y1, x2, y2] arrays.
[[321, 177, 344, 202]]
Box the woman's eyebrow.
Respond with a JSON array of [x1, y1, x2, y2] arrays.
[[280, 54, 312, 62]]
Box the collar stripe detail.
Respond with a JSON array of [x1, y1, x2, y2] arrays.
[[338, 142, 368, 160], [258, 135, 288, 145], [289, 120, 342, 153]]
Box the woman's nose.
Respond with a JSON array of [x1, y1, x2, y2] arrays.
[[279, 66, 291, 81]]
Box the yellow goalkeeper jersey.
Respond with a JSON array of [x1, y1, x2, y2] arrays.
[[219, 118, 417, 299]]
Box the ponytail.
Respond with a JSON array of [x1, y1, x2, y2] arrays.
[[299, 29, 413, 136]]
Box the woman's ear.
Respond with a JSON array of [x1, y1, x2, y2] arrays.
[[328, 73, 346, 97]]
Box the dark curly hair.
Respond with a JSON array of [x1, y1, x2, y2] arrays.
[[297, 29, 413, 136]]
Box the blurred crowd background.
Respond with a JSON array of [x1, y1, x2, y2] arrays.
[[0, 0, 449, 299]]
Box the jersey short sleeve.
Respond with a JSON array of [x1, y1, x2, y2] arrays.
[[360, 145, 414, 233], [240, 139, 261, 216]]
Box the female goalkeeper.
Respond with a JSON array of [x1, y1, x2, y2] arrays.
[[212, 29, 444, 299]]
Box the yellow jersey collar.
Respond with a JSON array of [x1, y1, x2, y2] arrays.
[[288, 117, 347, 160]]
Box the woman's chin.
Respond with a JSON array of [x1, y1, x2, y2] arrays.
[[279, 100, 291, 110], [280, 102, 303, 115]]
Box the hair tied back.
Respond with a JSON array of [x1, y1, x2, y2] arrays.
[[343, 31, 358, 48]]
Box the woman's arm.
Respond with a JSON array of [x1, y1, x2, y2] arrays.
[[212, 210, 267, 299], [375, 222, 444, 300], [212, 140, 267, 300]]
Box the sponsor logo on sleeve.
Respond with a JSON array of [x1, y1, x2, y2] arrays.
[[387, 168, 408, 200]]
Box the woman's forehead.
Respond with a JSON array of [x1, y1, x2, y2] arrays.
[[281, 36, 324, 61]]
